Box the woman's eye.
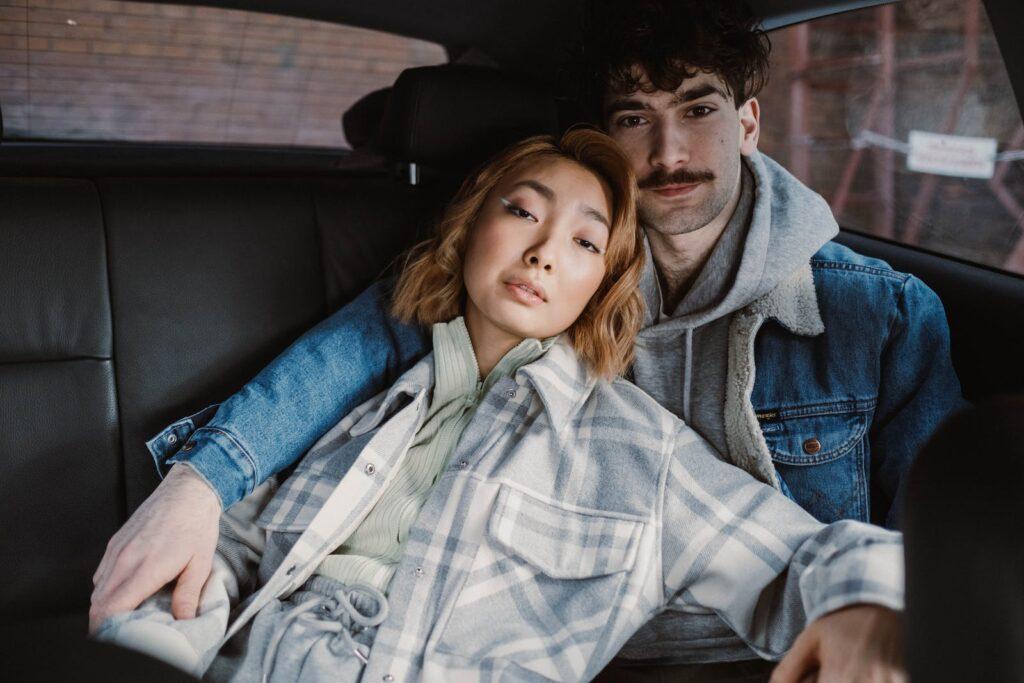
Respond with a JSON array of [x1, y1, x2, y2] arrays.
[[616, 115, 647, 129], [501, 198, 537, 222], [576, 238, 603, 255]]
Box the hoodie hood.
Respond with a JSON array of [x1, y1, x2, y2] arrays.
[[637, 151, 839, 338]]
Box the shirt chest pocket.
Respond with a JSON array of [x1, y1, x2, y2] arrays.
[[432, 485, 643, 679], [762, 411, 870, 523]]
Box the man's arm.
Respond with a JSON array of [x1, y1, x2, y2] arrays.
[[660, 427, 905, 678], [872, 275, 966, 528], [155, 278, 430, 507], [90, 279, 429, 632]]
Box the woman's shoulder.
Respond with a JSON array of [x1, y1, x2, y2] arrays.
[[584, 375, 687, 440]]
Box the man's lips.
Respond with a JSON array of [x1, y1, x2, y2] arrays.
[[504, 279, 546, 305], [651, 183, 701, 198]]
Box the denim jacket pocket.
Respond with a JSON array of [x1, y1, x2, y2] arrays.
[[433, 485, 643, 675], [763, 409, 870, 523]]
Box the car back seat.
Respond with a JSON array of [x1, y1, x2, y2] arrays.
[[0, 63, 559, 618]]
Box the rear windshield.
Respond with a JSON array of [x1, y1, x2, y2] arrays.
[[0, 0, 447, 148]]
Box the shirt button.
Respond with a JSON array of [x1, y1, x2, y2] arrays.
[[415, 566, 424, 576], [364, 463, 376, 476], [383, 675, 395, 682], [167, 434, 178, 445], [803, 438, 822, 455], [458, 460, 468, 469], [504, 389, 516, 399]]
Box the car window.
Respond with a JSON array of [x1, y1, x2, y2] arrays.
[[0, 0, 446, 148], [758, 0, 1024, 277]]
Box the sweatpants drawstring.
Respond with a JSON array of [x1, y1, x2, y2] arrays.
[[261, 583, 389, 683]]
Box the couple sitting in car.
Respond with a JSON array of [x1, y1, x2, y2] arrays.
[[91, 1, 962, 681]]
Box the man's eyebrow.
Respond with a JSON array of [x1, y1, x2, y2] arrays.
[[580, 204, 610, 229], [510, 179, 555, 201], [670, 84, 729, 106], [603, 98, 653, 117]]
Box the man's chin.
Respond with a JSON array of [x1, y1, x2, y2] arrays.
[[639, 206, 713, 236]]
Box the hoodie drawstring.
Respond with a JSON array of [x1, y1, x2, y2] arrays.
[[682, 328, 693, 424]]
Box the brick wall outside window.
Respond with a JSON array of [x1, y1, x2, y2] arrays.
[[0, 0, 446, 147]]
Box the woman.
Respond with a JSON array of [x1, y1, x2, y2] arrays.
[[96, 129, 902, 682]]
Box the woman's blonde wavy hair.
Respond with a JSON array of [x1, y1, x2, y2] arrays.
[[391, 127, 645, 379]]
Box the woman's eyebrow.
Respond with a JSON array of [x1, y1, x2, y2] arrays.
[[580, 204, 610, 229], [510, 179, 608, 227], [509, 179, 555, 202]]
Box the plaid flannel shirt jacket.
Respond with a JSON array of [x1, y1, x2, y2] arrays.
[[110, 337, 904, 682]]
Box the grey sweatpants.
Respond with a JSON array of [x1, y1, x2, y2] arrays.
[[207, 575, 386, 682]]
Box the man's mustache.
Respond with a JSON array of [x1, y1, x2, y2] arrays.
[[638, 168, 715, 190]]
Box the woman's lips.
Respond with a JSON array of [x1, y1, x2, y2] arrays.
[[504, 282, 545, 305], [652, 183, 700, 198]]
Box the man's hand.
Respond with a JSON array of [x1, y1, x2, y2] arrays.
[[89, 463, 222, 634], [771, 605, 905, 683]]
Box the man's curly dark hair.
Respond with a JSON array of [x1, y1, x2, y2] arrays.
[[583, 0, 771, 116]]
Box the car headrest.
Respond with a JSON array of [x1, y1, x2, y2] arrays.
[[379, 64, 560, 173], [342, 87, 391, 150]]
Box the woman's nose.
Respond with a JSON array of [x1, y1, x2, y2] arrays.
[[524, 242, 554, 272]]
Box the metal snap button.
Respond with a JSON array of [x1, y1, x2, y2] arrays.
[[167, 434, 178, 445], [504, 389, 516, 399], [415, 566, 424, 576], [364, 463, 376, 476], [458, 460, 469, 469], [803, 438, 822, 455]]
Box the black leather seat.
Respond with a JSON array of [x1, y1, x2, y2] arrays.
[[0, 63, 558, 620]]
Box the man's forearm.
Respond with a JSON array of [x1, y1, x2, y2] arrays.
[[149, 280, 429, 508]]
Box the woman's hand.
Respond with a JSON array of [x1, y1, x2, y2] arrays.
[[770, 605, 905, 683], [89, 463, 222, 634]]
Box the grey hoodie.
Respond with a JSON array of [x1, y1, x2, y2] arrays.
[[620, 151, 840, 664]]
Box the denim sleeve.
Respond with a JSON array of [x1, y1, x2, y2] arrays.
[[873, 276, 966, 528], [151, 279, 430, 508]]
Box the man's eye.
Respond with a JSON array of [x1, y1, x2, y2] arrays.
[[501, 199, 538, 222], [575, 238, 603, 255], [616, 115, 647, 129], [688, 105, 715, 118]]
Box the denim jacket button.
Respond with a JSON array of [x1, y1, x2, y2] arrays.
[[182, 441, 194, 452], [364, 463, 376, 476], [803, 438, 822, 455], [167, 434, 177, 445]]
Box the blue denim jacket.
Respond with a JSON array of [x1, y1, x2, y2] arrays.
[[151, 242, 963, 530]]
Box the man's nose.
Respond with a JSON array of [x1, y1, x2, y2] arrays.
[[649, 119, 690, 170]]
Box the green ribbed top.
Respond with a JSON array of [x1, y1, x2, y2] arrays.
[[315, 316, 553, 593]]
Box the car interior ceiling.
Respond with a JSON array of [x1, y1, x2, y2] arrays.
[[1, 0, 1023, 628]]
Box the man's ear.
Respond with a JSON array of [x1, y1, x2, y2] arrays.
[[738, 98, 760, 156]]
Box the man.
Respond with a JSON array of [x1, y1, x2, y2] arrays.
[[90, 1, 962, 679]]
